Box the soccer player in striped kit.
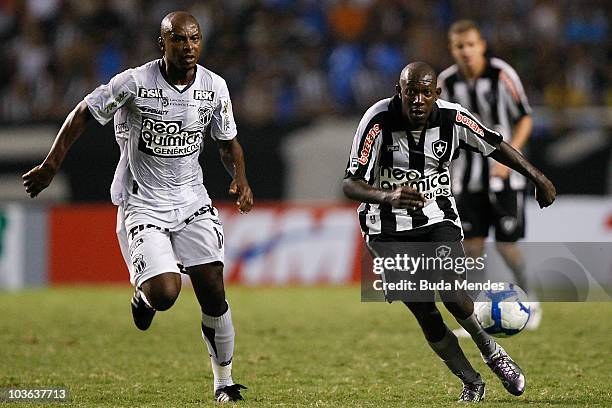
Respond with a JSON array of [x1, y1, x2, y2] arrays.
[[343, 62, 555, 402], [438, 20, 542, 331]]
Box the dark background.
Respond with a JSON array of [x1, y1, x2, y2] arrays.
[[1, 0, 610, 201]]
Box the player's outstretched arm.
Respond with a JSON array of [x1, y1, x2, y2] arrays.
[[342, 178, 425, 210], [216, 138, 253, 213], [22, 101, 93, 198], [488, 141, 556, 208]]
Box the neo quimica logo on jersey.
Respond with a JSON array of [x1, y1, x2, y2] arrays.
[[379, 167, 451, 200], [139, 117, 202, 157], [455, 111, 484, 137]]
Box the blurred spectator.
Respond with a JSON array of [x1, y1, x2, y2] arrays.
[[327, 0, 371, 42], [0, 0, 608, 125]]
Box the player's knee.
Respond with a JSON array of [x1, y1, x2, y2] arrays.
[[143, 274, 181, 311], [150, 287, 179, 311], [405, 302, 442, 324]]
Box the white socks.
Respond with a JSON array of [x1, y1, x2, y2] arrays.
[[211, 358, 233, 390], [201, 302, 235, 390]]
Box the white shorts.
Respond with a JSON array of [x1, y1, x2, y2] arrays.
[[116, 200, 225, 288]]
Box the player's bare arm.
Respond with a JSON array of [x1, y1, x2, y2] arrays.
[[22, 101, 93, 197], [217, 138, 253, 213], [489, 141, 556, 208], [342, 178, 425, 210], [490, 115, 533, 179]]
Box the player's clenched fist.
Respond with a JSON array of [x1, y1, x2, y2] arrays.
[[384, 186, 426, 210], [22, 163, 56, 198], [534, 176, 556, 208]]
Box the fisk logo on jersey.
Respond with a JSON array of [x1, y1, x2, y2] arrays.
[[357, 124, 381, 165], [194, 90, 215, 101], [138, 88, 164, 98], [379, 167, 451, 200], [139, 117, 202, 157], [455, 111, 484, 137]]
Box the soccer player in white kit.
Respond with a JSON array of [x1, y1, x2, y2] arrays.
[[23, 11, 252, 403]]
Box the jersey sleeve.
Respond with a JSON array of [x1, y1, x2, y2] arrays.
[[84, 70, 137, 126], [454, 106, 503, 156], [344, 114, 383, 183], [498, 65, 532, 123], [210, 79, 237, 141]]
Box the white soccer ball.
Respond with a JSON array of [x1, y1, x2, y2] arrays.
[[474, 283, 532, 337]]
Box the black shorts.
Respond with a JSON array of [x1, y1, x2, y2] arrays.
[[456, 190, 525, 242], [368, 221, 464, 245], [365, 222, 466, 302]]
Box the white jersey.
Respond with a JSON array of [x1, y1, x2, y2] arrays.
[[85, 59, 237, 210]]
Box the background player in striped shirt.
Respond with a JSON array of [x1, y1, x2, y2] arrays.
[[22, 11, 251, 403], [438, 20, 542, 331], [343, 62, 555, 402]]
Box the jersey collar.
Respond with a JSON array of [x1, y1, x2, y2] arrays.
[[157, 59, 198, 94]]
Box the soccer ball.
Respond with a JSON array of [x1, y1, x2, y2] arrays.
[[474, 283, 531, 337]]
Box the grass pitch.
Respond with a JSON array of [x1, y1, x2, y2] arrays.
[[1, 286, 610, 407]]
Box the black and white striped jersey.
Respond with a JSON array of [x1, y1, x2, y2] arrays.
[[344, 95, 502, 236], [438, 57, 531, 194]]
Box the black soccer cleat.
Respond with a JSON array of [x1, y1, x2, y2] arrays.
[[458, 381, 486, 403], [215, 384, 247, 403], [484, 347, 526, 396], [131, 290, 156, 331]]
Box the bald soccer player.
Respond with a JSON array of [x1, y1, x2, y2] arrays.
[[343, 62, 555, 402], [23, 11, 252, 403]]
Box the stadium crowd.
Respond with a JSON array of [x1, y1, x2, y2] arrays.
[[0, 0, 609, 125]]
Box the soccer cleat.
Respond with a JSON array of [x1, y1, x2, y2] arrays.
[[484, 347, 525, 396], [458, 381, 486, 403], [525, 302, 542, 331], [131, 290, 156, 331], [215, 384, 247, 403]]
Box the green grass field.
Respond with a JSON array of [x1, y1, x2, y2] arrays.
[[1, 286, 611, 407]]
